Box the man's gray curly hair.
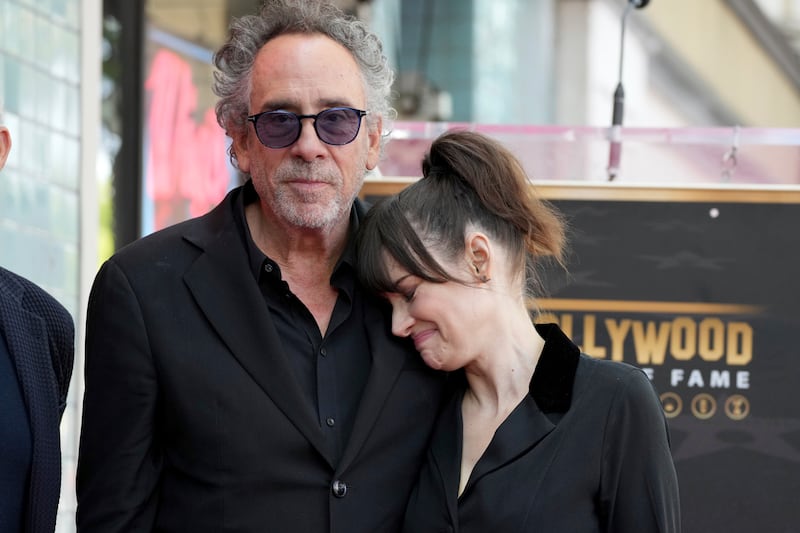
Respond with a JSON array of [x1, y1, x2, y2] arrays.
[[213, 0, 394, 163]]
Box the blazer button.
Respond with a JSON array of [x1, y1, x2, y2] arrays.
[[332, 480, 348, 498]]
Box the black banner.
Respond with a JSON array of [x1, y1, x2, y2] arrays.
[[539, 189, 800, 533], [363, 182, 800, 532]]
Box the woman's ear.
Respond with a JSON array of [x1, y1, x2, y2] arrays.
[[465, 232, 492, 283]]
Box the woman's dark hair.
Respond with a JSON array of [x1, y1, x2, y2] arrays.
[[357, 130, 566, 297]]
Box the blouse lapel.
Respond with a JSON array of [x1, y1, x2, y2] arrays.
[[446, 323, 582, 498], [429, 391, 463, 525], [464, 395, 555, 493]]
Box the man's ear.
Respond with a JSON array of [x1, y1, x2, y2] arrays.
[[0, 127, 11, 171], [231, 126, 251, 173], [365, 116, 382, 171], [465, 232, 492, 282]]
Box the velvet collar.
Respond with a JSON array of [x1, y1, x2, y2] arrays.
[[530, 323, 581, 413], [447, 322, 580, 414]]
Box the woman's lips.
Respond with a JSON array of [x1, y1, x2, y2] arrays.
[[412, 329, 436, 350]]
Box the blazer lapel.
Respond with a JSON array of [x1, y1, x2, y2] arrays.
[[336, 305, 408, 472], [0, 270, 60, 530], [0, 271, 59, 425], [182, 203, 333, 467]]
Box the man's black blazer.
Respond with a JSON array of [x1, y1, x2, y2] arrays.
[[76, 184, 445, 532], [0, 266, 74, 533]]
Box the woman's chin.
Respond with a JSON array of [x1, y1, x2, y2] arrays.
[[420, 352, 445, 371]]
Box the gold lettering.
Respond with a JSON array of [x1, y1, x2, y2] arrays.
[[727, 322, 753, 365], [582, 314, 606, 358], [632, 321, 670, 365], [560, 314, 573, 338], [605, 319, 631, 362], [536, 311, 754, 367], [670, 317, 696, 361], [698, 318, 725, 362]]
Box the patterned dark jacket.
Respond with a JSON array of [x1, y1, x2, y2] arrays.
[[0, 266, 74, 533]]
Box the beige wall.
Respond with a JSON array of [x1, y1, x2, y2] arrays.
[[645, 0, 800, 127]]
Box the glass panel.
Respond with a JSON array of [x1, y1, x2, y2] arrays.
[[18, 6, 35, 60], [50, 185, 78, 241], [31, 122, 49, 177], [18, 118, 36, 174], [67, 84, 80, 137], [65, 0, 80, 29], [65, 30, 80, 83], [51, 24, 67, 79], [380, 123, 800, 185], [0, 2, 9, 53], [0, 227, 24, 270], [19, 62, 37, 119], [53, 135, 80, 189], [35, 15, 54, 70], [3, 55, 20, 113], [52, 81, 69, 133], [141, 32, 238, 234], [34, 69, 51, 124], [3, 3, 22, 55], [2, 112, 20, 169], [0, 167, 20, 220]]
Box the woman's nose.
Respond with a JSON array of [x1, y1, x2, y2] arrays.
[[391, 306, 414, 338]]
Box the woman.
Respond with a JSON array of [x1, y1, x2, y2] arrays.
[[357, 130, 680, 532]]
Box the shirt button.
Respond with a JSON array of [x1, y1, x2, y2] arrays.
[[326, 417, 335, 427], [264, 263, 273, 273], [332, 480, 347, 498]]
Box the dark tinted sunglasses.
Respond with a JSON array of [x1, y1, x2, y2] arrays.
[[246, 107, 368, 149]]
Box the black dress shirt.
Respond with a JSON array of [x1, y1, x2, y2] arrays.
[[403, 323, 680, 532], [234, 180, 371, 462]]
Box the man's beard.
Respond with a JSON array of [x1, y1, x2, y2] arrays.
[[263, 159, 365, 230]]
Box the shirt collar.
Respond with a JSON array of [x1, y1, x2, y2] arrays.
[[234, 179, 359, 290]]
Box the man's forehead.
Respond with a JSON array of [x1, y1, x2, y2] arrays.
[[249, 33, 364, 104]]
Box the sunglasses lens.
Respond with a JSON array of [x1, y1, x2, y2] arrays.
[[251, 108, 365, 148], [255, 112, 299, 148], [316, 108, 362, 145]]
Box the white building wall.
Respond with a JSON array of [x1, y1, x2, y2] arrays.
[[56, 0, 101, 531]]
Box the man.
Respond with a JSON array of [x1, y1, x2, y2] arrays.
[[76, 1, 445, 531], [0, 113, 75, 532]]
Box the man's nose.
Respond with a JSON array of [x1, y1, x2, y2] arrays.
[[290, 117, 327, 160]]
